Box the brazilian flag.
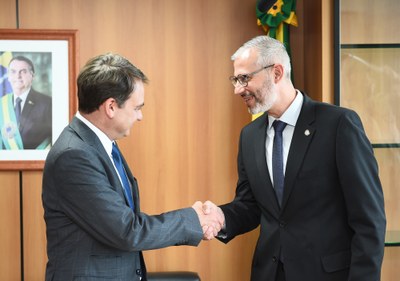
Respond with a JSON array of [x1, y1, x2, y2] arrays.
[[252, 0, 298, 120], [256, 0, 298, 58], [0, 51, 13, 97]]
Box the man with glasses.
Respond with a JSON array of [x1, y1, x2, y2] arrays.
[[204, 35, 386, 281]]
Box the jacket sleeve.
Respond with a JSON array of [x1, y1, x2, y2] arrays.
[[336, 110, 386, 281], [49, 146, 203, 252], [219, 130, 261, 243]]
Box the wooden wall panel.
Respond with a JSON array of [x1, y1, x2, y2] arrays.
[[340, 0, 400, 44], [0, 1, 20, 280], [321, 0, 334, 104], [302, 0, 322, 102], [382, 247, 400, 280], [290, 1, 304, 91], [22, 172, 47, 281], [0, 172, 21, 281], [0, 0, 17, 28]]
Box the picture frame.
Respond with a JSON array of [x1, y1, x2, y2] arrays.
[[0, 29, 79, 170]]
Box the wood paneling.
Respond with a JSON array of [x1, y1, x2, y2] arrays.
[[0, 172, 21, 281], [22, 172, 47, 280], [0, 0, 17, 28], [300, 0, 333, 104], [0, 4, 21, 281], [303, 0, 323, 102], [382, 247, 400, 280], [340, 0, 400, 44], [290, 1, 304, 91], [321, 0, 334, 104]]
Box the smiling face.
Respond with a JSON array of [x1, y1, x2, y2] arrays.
[[8, 59, 34, 96], [232, 48, 278, 115]]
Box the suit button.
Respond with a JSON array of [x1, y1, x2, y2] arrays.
[[272, 256, 278, 263], [136, 269, 142, 275], [279, 221, 286, 228]]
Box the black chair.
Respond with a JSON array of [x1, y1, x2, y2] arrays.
[[147, 271, 200, 281]]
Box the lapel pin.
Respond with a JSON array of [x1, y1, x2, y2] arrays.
[[28, 100, 34, 105], [304, 129, 310, 136]]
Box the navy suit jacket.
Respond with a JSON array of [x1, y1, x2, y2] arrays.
[[42, 117, 203, 281], [19, 88, 52, 149], [220, 93, 386, 281]]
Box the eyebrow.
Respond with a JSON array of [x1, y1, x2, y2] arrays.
[[9, 68, 30, 72], [135, 103, 145, 110]]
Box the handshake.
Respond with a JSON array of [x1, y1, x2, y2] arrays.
[[192, 201, 225, 240]]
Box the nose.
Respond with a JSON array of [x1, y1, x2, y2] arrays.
[[234, 84, 246, 95], [137, 110, 143, 121]]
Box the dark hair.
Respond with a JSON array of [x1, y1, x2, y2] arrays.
[[77, 53, 148, 114], [9, 56, 35, 73]]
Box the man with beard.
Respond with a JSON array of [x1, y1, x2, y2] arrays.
[[204, 36, 386, 281]]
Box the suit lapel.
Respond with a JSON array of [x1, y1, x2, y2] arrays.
[[70, 117, 107, 156], [70, 117, 137, 210], [281, 94, 316, 209], [253, 114, 281, 213]]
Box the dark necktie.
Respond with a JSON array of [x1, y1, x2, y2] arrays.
[[112, 143, 134, 211], [272, 120, 287, 207], [15, 97, 22, 123]]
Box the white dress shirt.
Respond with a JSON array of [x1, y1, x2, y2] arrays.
[[14, 89, 30, 111], [266, 91, 303, 185]]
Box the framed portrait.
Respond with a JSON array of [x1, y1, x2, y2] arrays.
[[0, 29, 79, 170]]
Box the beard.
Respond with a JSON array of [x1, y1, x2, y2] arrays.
[[248, 76, 277, 115]]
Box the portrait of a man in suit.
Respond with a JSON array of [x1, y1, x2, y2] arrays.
[[0, 55, 52, 150]]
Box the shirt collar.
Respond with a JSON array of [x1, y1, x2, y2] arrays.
[[76, 111, 114, 157], [268, 90, 303, 129], [14, 89, 30, 106]]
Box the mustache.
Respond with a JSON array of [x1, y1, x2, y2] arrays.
[[240, 92, 254, 98]]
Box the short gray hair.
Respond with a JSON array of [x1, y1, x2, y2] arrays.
[[231, 36, 291, 79]]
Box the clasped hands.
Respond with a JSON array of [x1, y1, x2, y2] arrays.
[[192, 201, 225, 240]]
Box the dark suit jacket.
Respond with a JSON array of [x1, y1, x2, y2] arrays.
[[42, 117, 203, 281], [220, 93, 386, 281], [19, 88, 52, 149]]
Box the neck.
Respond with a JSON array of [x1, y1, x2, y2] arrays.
[[268, 83, 297, 118], [80, 111, 116, 141]]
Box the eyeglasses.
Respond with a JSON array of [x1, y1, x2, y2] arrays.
[[229, 64, 274, 87]]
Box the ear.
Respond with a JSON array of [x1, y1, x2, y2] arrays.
[[103, 98, 117, 118], [273, 64, 284, 83]]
